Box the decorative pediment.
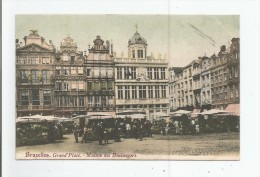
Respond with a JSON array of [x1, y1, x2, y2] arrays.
[[17, 44, 52, 52]]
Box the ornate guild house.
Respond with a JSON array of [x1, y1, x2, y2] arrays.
[[114, 30, 170, 119], [16, 30, 56, 116]]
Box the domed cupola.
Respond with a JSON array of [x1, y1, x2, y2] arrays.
[[128, 27, 148, 59], [128, 32, 147, 46]]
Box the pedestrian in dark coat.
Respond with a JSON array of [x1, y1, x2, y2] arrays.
[[138, 121, 143, 141], [73, 124, 79, 143], [97, 122, 104, 145]]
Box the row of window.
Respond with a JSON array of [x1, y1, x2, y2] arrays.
[[116, 67, 166, 80], [18, 57, 52, 64], [117, 85, 167, 99], [19, 70, 52, 83], [55, 81, 114, 91], [56, 96, 113, 107], [20, 90, 51, 105]]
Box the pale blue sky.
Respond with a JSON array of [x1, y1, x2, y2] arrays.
[[16, 15, 239, 67]]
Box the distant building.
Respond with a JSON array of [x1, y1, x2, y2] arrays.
[[114, 30, 169, 119], [53, 36, 85, 117], [169, 37, 240, 111], [210, 38, 240, 109], [16, 31, 56, 116]]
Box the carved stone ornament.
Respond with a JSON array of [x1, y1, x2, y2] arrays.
[[136, 67, 149, 81]]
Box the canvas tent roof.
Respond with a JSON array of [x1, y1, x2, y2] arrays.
[[225, 104, 240, 116]]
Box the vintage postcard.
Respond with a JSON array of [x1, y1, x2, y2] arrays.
[[15, 15, 240, 160]]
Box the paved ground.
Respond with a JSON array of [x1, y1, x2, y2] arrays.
[[16, 132, 239, 160]]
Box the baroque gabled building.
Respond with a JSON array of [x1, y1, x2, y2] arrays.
[[114, 30, 169, 119], [85, 35, 115, 116], [16, 31, 56, 116], [54, 36, 86, 117]]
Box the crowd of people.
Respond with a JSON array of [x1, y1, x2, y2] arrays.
[[72, 119, 153, 145], [71, 115, 239, 145]]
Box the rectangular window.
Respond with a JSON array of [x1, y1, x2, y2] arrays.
[[118, 86, 123, 99], [161, 85, 166, 98], [137, 50, 143, 58], [117, 67, 122, 79], [64, 67, 69, 75], [86, 68, 92, 76], [79, 96, 85, 106], [154, 68, 159, 79], [147, 67, 153, 80], [43, 90, 51, 105], [31, 57, 39, 64], [148, 85, 153, 98], [230, 88, 234, 98], [63, 82, 69, 91], [71, 96, 77, 107], [155, 85, 160, 98], [235, 68, 239, 78], [100, 68, 106, 77], [56, 81, 62, 91], [78, 81, 84, 90], [70, 56, 75, 64], [78, 67, 84, 75], [56, 66, 61, 75], [108, 96, 113, 106], [93, 82, 100, 91], [20, 90, 29, 105], [71, 67, 77, 75], [131, 67, 136, 79], [42, 57, 50, 64], [229, 68, 233, 79], [42, 70, 50, 83], [132, 85, 137, 99], [87, 82, 93, 90], [31, 70, 40, 83], [101, 82, 107, 90], [125, 85, 130, 99], [64, 96, 70, 106], [161, 68, 165, 79], [108, 82, 113, 90], [32, 90, 40, 105], [88, 96, 93, 107], [56, 96, 62, 107], [139, 85, 146, 99], [235, 86, 239, 97], [124, 67, 130, 79], [132, 50, 135, 58], [95, 96, 101, 107], [19, 70, 28, 83], [71, 81, 77, 90]]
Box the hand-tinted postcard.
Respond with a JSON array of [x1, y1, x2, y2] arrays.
[[15, 15, 240, 160]]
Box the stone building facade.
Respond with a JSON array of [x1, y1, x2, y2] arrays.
[[16, 31, 56, 116], [169, 38, 240, 111], [114, 31, 169, 119], [85, 35, 115, 116], [53, 36, 86, 117]]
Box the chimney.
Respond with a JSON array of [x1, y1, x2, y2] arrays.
[[41, 37, 45, 45], [23, 36, 27, 45], [220, 45, 226, 52], [106, 40, 110, 53], [111, 40, 113, 57]]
